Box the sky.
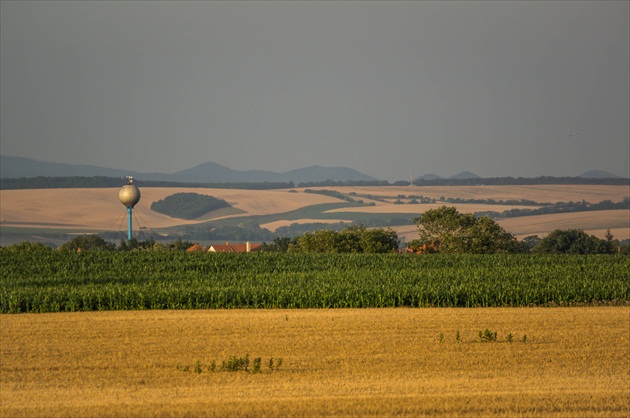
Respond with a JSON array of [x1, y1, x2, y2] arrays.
[[1, 1, 628, 181]]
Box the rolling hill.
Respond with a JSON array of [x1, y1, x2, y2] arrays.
[[1, 184, 628, 246], [0, 156, 377, 184]]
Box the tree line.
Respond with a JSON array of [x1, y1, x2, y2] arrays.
[[4, 206, 625, 255], [0, 176, 295, 190], [407, 206, 622, 254], [2, 175, 627, 190]]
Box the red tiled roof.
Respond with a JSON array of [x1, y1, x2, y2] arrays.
[[186, 244, 206, 252]]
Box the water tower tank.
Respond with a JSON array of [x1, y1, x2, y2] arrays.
[[119, 177, 141, 208]]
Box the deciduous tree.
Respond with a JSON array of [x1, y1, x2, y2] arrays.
[[412, 206, 523, 254]]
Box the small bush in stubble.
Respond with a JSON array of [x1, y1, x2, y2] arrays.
[[479, 329, 498, 342], [222, 354, 250, 372], [252, 357, 262, 374]]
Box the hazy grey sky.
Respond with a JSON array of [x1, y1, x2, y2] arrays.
[[1, 1, 628, 180]]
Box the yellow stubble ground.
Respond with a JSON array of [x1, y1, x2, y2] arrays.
[[1, 307, 628, 417]]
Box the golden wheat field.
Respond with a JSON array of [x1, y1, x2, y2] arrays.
[[1, 308, 628, 417]]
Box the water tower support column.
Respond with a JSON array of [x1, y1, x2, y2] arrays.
[[127, 206, 133, 240]]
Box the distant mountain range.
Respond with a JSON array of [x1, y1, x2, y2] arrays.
[[415, 169, 624, 181], [0, 156, 378, 184], [1, 156, 625, 184], [578, 170, 625, 179]]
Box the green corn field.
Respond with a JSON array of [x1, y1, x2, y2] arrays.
[[1, 250, 628, 313]]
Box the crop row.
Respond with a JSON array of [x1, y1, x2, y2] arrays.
[[1, 251, 628, 313]]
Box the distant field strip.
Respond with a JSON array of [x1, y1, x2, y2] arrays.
[[326, 185, 629, 203], [325, 203, 541, 214], [1, 252, 627, 313], [498, 209, 630, 239]]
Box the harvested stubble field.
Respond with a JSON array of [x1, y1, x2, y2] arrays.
[[1, 307, 628, 417]]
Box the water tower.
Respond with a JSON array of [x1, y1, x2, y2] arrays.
[[119, 176, 141, 240]]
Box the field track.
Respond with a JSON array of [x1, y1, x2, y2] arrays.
[[2, 307, 628, 417]]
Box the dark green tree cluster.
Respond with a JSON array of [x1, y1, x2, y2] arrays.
[[58, 234, 116, 252], [409, 206, 622, 255], [150, 193, 229, 220], [476, 197, 629, 219], [406, 176, 628, 187], [52, 235, 195, 252], [1, 241, 54, 253], [259, 237, 297, 252], [288, 225, 399, 253], [274, 222, 349, 237], [533, 229, 617, 254], [179, 221, 275, 242], [303, 189, 364, 203], [410, 206, 524, 254]]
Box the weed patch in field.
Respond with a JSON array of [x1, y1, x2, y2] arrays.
[[177, 355, 284, 374]]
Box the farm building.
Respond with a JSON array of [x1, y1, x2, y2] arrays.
[[208, 242, 261, 253]]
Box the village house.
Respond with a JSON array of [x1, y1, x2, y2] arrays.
[[207, 241, 261, 253]]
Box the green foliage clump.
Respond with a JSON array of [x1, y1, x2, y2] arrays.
[[303, 189, 363, 203], [222, 355, 250, 372], [535, 229, 616, 254], [289, 225, 399, 253], [479, 329, 498, 342], [2, 241, 53, 253], [411, 206, 524, 254], [58, 234, 115, 252], [177, 356, 283, 374], [150, 192, 229, 220], [260, 237, 299, 252]]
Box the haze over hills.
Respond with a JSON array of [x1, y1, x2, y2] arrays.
[[0, 156, 378, 184], [0, 156, 626, 185], [578, 170, 625, 179]]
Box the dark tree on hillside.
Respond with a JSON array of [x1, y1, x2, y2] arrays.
[[150, 193, 229, 220], [534, 229, 615, 254]]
